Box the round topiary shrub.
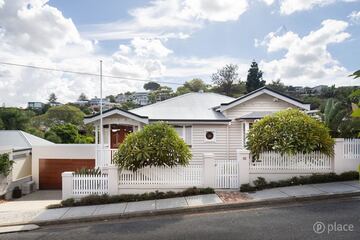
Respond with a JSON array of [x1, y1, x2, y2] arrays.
[[114, 122, 192, 171], [246, 109, 334, 158]]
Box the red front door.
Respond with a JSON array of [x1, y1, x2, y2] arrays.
[[110, 125, 133, 149]]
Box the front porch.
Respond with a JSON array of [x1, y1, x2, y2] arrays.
[[84, 108, 149, 168]]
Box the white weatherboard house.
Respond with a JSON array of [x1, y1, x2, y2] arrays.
[[60, 86, 360, 199], [84, 87, 310, 166]]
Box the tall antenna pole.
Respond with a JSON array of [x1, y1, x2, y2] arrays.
[[99, 60, 104, 162]]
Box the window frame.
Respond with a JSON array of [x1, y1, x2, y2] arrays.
[[204, 129, 216, 142]]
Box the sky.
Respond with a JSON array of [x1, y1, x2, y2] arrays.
[[0, 0, 359, 107]]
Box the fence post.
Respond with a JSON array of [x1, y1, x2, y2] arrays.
[[105, 166, 118, 195], [62, 171, 73, 200], [203, 153, 216, 188], [333, 138, 345, 174], [237, 149, 250, 186]]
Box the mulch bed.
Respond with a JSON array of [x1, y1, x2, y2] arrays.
[[216, 191, 252, 203]]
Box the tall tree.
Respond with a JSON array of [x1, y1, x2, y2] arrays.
[[246, 61, 265, 93], [33, 104, 84, 128], [176, 78, 209, 95], [0, 108, 32, 130], [267, 79, 286, 92], [78, 93, 88, 101], [350, 70, 360, 79], [212, 64, 240, 96], [144, 81, 160, 91], [48, 93, 57, 103]]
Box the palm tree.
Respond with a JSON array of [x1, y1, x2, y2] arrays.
[[322, 99, 347, 137], [350, 70, 360, 79]]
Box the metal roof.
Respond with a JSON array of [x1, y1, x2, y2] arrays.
[[0, 130, 54, 151], [236, 111, 275, 120], [130, 92, 235, 121]]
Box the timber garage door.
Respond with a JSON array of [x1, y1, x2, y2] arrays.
[[39, 159, 95, 189]]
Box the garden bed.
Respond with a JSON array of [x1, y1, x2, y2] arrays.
[[240, 171, 359, 192], [48, 187, 215, 209]]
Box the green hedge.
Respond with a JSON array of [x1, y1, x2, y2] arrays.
[[240, 171, 359, 192], [48, 187, 215, 209]]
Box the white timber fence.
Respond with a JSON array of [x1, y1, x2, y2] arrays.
[[344, 138, 360, 159], [119, 164, 203, 189], [249, 151, 333, 173], [61, 138, 360, 199], [62, 172, 109, 199]]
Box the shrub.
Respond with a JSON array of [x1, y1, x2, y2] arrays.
[[61, 198, 75, 207], [240, 184, 257, 192], [75, 167, 101, 175], [0, 153, 14, 176], [239, 171, 359, 192], [246, 109, 334, 159], [114, 122, 192, 171], [50, 187, 215, 208], [253, 177, 267, 190]]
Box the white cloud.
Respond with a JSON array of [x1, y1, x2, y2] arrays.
[[184, 0, 248, 22], [262, 0, 275, 5], [261, 0, 359, 15], [259, 19, 352, 86], [0, 0, 108, 106], [348, 10, 360, 24], [0, 0, 92, 54], [111, 38, 172, 79], [83, 0, 249, 41]]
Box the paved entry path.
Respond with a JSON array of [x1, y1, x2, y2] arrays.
[[0, 191, 61, 226]]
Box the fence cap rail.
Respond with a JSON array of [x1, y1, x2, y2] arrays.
[[62, 171, 74, 176]]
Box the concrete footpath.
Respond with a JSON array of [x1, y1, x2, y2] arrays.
[[0, 181, 360, 230]]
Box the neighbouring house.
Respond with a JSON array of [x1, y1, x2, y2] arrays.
[[72, 100, 89, 106], [116, 92, 150, 106], [0, 130, 54, 198], [49, 101, 63, 107], [84, 87, 310, 165], [89, 97, 110, 106], [27, 101, 45, 110], [132, 92, 149, 106], [312, 85, 328, 93]]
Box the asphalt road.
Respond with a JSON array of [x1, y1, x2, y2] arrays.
[[2, 197, 360, 240]]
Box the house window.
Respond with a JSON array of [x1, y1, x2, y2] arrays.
[[242, 121, 254, 148], [205, 130, 216, 142], [174, 125, 192, 146]]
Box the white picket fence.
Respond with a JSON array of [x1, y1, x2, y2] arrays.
[[344, 138, 360, 159], [72, 173, 109, 196], [96, 148, 117, 167], [215, 160, 239, 188], [119, 164, 203, 187], [249, 151, 333, 173]]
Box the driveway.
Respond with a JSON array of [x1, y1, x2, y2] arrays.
[[0, 190, 61, 225]]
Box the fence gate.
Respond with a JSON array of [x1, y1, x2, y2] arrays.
[[215, 160, 239, 188]]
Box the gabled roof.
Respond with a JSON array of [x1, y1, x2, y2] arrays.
[[0, 130, 54, 151], [219, 87, 310, 111], [130, 92, 235, 122], [84, 107, 149, 124]]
